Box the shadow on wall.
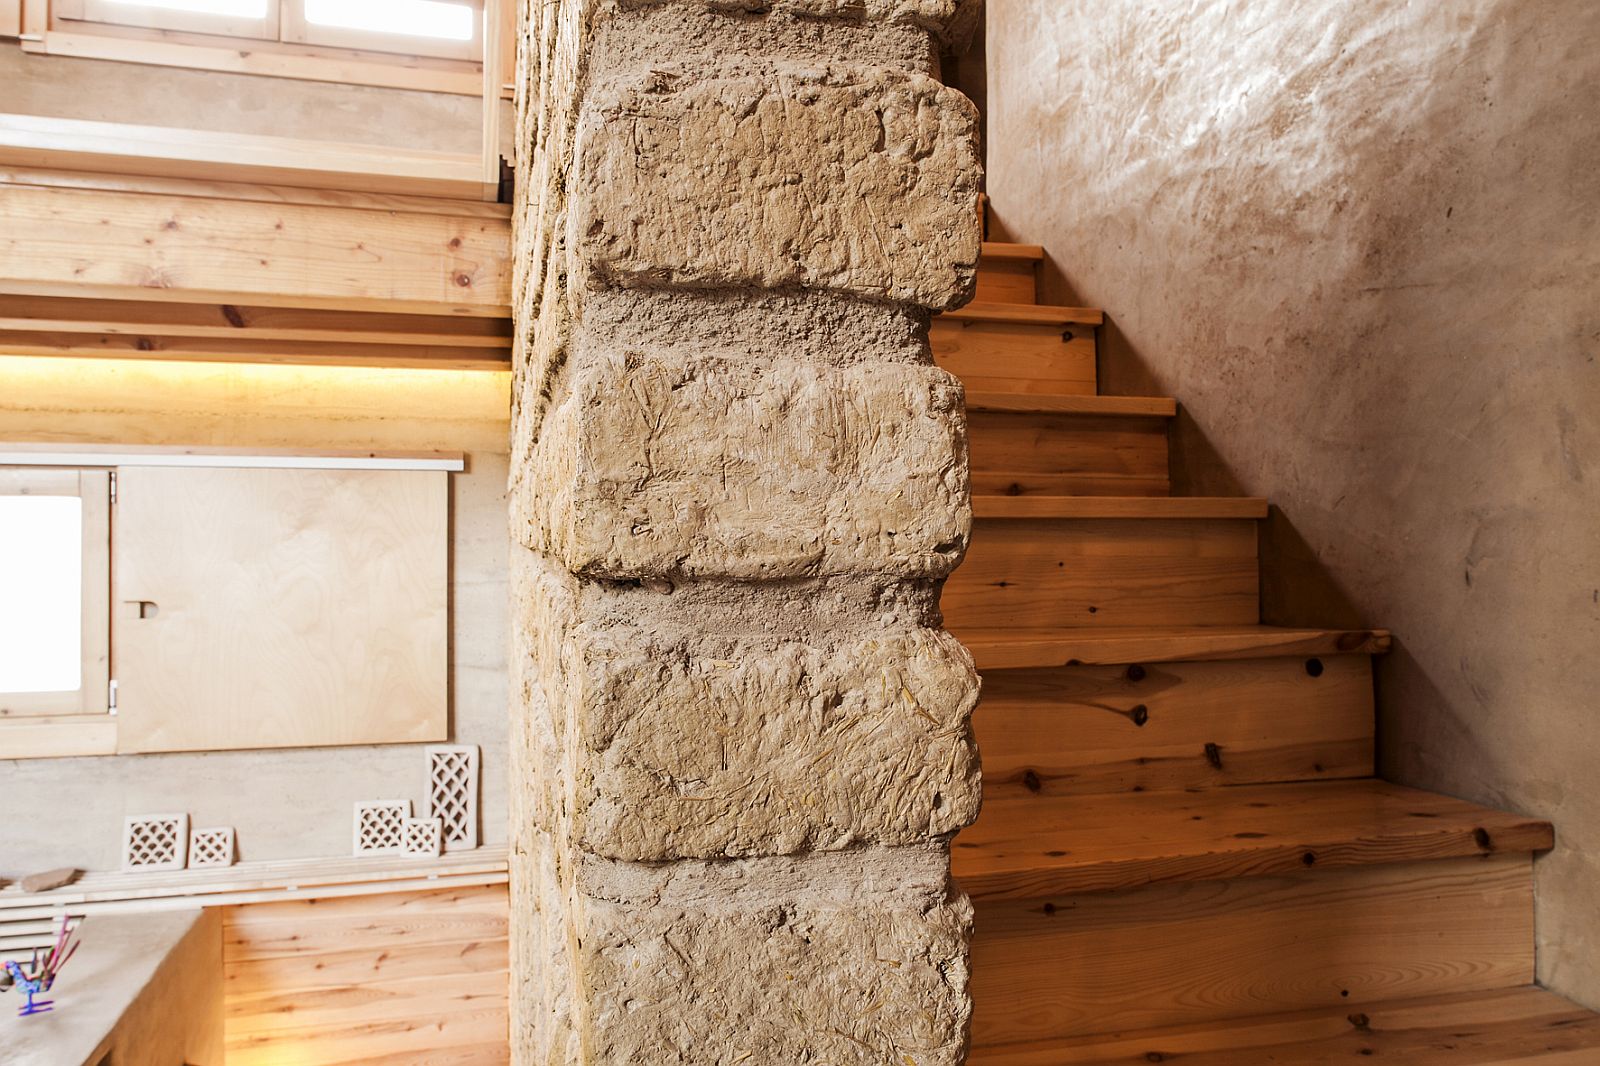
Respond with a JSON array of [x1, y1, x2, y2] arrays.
[[985, 0, 1600, 1008]]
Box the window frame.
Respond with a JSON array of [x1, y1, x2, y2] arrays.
[[55, 0, 281, 41], [51, 0, 480, 63], [0, 467, 111, 719], [282, 0, 480, 62]]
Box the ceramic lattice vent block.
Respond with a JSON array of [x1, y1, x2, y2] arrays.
[[402, 816, 443, 858], [353, 800, 411, 856], [122, 814, 188, 872], [188, 827, 235, 869], [425, 744, 480, 852]]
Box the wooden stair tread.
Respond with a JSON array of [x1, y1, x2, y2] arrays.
[[954, 624, 1393, 670], [953, 779, 1553, 900], [967, 986, 1600, 1064], [945, 301, 1104, 327], [981, 241, 1045, 261], [966, 392, 1176, 417], [974, 496, 1267, 520]]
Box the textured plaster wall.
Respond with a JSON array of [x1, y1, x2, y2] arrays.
[[986, 0, 1600, 1006]]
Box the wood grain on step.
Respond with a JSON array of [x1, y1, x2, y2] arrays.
[[967, 986, 1600, 1065], [973, 496, 1268, 520], [977, 655, 1374, 797], [952, 779, 1553, 900], [969, 854, 1536, 1044], [966, 393, 1176, 417], [946, 301, 1104, 327], [933, 318, 1098, 396], [954, 624, 1395, 671], [968, 411, 1170, 498], [975, 257, 1039, 304], [944, 518, 1259, 630]]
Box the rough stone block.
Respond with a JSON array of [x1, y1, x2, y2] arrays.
[[621, 0, 983, 48], [517, 353, 971, 581], [523, 842, 974, 1066], [516, 553, 983, 861], [575, 68, 981, 310]]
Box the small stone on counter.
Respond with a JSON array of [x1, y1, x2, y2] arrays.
[[20, 867, 80, 893]]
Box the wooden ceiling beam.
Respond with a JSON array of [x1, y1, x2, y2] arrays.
[[0, 330, 508, 370], [0, 294, 513, 347], [0, 180, 513, 317]]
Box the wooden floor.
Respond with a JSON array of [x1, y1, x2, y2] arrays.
[[949, 230, 1597, 1061]]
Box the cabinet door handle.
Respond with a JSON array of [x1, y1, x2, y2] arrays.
[[123, 600, 160, 620]]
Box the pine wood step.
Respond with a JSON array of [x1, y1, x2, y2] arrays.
[[945, 517, 1260, 630], [933, 306, 1098, 396], [977, 654, 1375, 798], [976, 243, 1044, 304], [953, 779, 1554, 902], [968, 400, 1171, 497], [974, 496, 1267, 520], [953, 625, 1394, 671], [947, 301, 1104, 327], [967, 987, 1600, 1064], [981, 242, 1046, 263], [969, 853, 1536, 1046], [966, 392, 1175, 417]]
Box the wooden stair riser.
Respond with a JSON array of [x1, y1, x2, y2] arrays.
[[968, 411, 1170, 497], [944, 517, 1259, 630], [966, 987, 1600, 1066], [976, 258, 1039, 305], [976, 654, 1375, 798], [968, 854, 1536, 1047], [933, 317, 1096, 395]]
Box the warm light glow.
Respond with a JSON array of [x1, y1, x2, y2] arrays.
[[304, 0, 474, 40], [0, 355, 511, 454], [0, 496, 83, 694], [105, 0, 268, 16]]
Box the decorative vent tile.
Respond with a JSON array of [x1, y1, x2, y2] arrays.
[[402, 816, 443, 858], [188, 826, 235, 868], [352, 800, 411, 856], [425, 745, 480, 852], [122, 814, 189, 872]]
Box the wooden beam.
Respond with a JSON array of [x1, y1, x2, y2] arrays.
[[0, 166, 512, 218], [0, 331, 508, 369], [0, 294, 511, 345], [480, 0, 504, 202], [0, 182, 512, 315], [0, 113, 484, 199]]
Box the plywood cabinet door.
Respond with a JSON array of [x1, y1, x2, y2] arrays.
[[112, 466, 448, 753]]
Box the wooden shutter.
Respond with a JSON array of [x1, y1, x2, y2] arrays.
[[112, 465, 447, 753]]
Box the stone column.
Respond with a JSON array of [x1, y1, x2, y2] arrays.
[[509, 2, 984, 1062]]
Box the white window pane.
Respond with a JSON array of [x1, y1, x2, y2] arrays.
[[0, 497, 83, 693], [304, 0, 474, 41], [104, 0, 269, 15]]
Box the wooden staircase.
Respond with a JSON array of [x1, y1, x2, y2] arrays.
[[937, 232, 1600, 1063]]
